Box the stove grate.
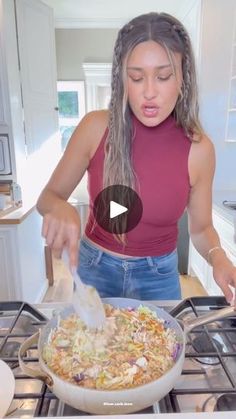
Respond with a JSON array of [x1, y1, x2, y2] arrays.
[[1, 297, 236, 415], [160, 296, 236, 413], [0, 301, 59, 417]]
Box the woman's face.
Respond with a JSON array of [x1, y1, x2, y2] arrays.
[[126, 40, 183, 127]]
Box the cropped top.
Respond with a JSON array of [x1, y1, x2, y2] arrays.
[[85, 113, 191, 256]]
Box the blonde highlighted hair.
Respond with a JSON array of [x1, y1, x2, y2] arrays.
[[104, 12, 203, 189], [103, 12, 203, 243]]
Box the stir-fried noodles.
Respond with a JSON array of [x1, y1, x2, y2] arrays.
[[42, 304, 181, 390]]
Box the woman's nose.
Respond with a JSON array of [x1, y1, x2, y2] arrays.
[[143, 80, 157, 100]]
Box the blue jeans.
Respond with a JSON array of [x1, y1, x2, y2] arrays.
[[77, 238, 181, 300]]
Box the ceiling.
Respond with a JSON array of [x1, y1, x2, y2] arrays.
[[42, 0, 199, 28]]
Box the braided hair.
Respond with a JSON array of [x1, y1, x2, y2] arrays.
[[104, 12, 203, 188], [103, 12, 203, 244]]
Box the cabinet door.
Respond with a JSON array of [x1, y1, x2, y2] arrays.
[[0, 228, 22, 300], [188, 240, 208, 289], [15, 0, 58, 154]]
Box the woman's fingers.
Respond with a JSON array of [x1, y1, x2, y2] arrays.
[[219, 281, 234, 305], [68, 241, 79, 270], [44, 220, 80, 267], [42, 213, 50, 239], [40, 202, 81, 268], [67, 225, 80, 269]]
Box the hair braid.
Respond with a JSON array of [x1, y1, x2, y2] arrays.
[[105, 26, 134, 189], [172, 24, 201, 137], [101, 12, 204, 244]]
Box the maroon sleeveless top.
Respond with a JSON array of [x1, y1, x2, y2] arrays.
[[85, 114, 191, 256]]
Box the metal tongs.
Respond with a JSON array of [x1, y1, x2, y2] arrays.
[[63, 252, 106, 329]]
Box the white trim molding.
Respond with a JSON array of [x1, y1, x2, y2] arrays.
[[54, 17, 128, 29], [83, 63, 112, 112]]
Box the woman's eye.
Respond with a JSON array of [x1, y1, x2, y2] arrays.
[[157, 74, 173, 81], [130, 77, 143, 82]]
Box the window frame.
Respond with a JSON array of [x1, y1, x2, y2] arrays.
[[57, 80, 86, 150]]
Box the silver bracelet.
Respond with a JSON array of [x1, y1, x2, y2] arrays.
[[207, 246, 225, 265]]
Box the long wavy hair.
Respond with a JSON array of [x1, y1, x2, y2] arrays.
[[104, 12, 203, 191], [102, 12, 203, 245]]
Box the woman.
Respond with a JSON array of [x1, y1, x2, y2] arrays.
[[37, 12, 236, 302]]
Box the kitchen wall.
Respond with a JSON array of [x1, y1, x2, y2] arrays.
[[55, 28, 117, 80], [199, 0, 236, 192]]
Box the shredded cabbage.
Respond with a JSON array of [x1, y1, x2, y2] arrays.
[[42, 304, 180, 390]]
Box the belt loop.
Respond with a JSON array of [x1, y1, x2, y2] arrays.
[[146, 256, 154, 267], [95, 249, 103, 265]]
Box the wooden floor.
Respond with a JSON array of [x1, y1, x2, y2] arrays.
[[43, 256, 208, 303]]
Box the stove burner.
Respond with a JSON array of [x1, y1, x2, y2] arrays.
[[1, 341, 20, 357], [214, 394, 236, 411], [0, 341, 20, 368], [228, 318, 236, 327], [191, 334, 223, 365]]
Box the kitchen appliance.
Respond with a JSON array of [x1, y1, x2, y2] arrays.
[[0, 135, 11, 175], [18, 298, 235, 414], [223, 200, 236, 210], [1, 297, 236, 417]]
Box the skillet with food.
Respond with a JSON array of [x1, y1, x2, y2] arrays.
[[19, 297, 235, 414]]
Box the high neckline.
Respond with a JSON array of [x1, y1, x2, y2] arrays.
[[131, 112, 176, 131]]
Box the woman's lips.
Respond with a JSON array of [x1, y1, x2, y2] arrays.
[[141, 105, 159, 118]]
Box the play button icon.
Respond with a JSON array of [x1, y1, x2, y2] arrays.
[[93, 185, 143, 234], [110, 201, 128, 219]]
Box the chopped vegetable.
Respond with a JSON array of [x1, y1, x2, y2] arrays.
[[42, 304, 181, 390]]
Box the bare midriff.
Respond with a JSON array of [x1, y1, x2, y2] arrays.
[[83, 234, 140, 259]]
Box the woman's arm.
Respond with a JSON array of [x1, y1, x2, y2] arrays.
[[187, 134, 236, 304], [37, 110, 108, 268]]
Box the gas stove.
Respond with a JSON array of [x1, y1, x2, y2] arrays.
[[0, 297, 236, 417]]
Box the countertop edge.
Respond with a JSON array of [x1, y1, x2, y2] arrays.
[[0, 203, 35, 224]]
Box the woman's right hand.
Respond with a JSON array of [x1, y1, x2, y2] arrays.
[[42, 200, 81, 269]]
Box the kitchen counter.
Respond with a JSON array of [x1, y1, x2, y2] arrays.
[[0, 200, 35, 224], [213, 189, 236, 226], [0, 183, 38, 224], [0, 189, 88, 225]]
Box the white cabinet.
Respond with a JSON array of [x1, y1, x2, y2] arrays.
[[0, 0, 60, 190], [188, 206, 236, 296], [0, 210, 48, 303], [0, 0, 60, 303]]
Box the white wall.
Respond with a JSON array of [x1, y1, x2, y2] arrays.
[[55, 28, 117, 80], [199, 0, 236, 191]]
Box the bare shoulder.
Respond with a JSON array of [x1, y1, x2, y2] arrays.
[[68, 109, 109, 160], [189, 133, 216, 187]]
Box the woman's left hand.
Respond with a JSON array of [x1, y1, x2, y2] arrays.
[[212, 254, 236, 307]]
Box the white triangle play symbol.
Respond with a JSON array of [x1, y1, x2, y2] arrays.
[[110, 200, 128, 219]]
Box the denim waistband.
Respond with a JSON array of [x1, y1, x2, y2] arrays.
[[80, 236, 177, 268]]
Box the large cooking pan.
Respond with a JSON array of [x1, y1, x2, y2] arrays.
[[19, 298, 235, 414]]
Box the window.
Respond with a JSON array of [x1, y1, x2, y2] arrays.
[[57, 81, 86, 150]]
